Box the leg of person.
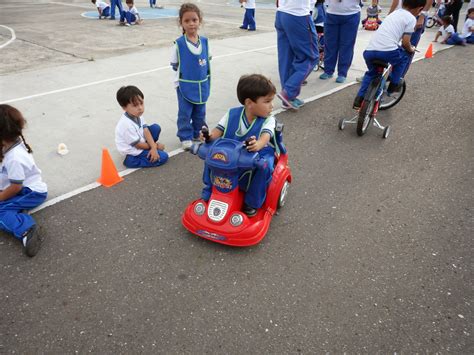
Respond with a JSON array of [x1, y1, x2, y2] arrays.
[[278, 13, 318, 100], [322, 13, 341, 78], [201, 163, 212, 201], [466, 34, 474, 44], [125, 12, 136, 24], [110, 0, 117, 19], [248, 9, 256, 31], [176, 89, 194, 145], [120, 10, 126, 23], [386, 48, 410, 92], [103, 6, 110, 17], [123, 150, 168, 168], [244, 154, 275, 213], [0, 188, 47, 256], [241, 8, 249, 29], [191, 103, 206, 140], [147, 123, 162, 142], [354, 50, 380, 108], [117, 0, 123, 16], [336, 12, 361, 81], [275, 11, 294, 93], [446, 32, 466, 45], [451, 1, 463, 32], [410, 15, 427, 47]]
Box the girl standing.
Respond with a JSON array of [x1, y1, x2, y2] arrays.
[[0, 105, 47, 257], [170, 3, 211, 150]]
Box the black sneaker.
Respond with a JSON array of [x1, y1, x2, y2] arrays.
[[353, 96, 364, 110], [387, 79, 404, 94], [242, 204, 257, 217], [23, 225, 42, 257]]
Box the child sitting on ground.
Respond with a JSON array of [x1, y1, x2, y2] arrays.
[[433, 16, 467, 45], [362, 0, 382, 27], [353, 0, 426, 109], [115, 86, 168, 168], [0, 105, 47, 257], [200, 74, 277, 217], [91, 0, 111, 19], [120, 0, 142, 26], [460, 8, 474, 44]]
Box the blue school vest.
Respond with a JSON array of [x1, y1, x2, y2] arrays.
[[223, 107, 277, 156], [176, 35, 211, 104]]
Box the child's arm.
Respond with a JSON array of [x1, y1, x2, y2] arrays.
[[433, 31, 441, 42], [246, 132, 271, 153], [142, 127, 160, 162], [0, 183, 22, 202], [97, 7, 103, 18], [401, 33, 415, 53]]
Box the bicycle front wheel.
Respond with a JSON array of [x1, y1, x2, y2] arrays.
[[379, 81, 406, 110], [426, 16, 435, 28]]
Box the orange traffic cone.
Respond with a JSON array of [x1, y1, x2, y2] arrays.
[[97, 148, 123, 187], [425, 43, 433, 59]]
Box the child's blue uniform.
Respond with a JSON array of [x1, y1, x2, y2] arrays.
[[202, 107, 275, 210], [0, 140, 47, 241], [174, 35, 211, 142]]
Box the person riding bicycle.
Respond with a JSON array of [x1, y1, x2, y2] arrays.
[[353, 0, 426, 109]]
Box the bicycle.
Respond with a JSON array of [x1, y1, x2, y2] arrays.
[[426, 3, 444, 28], [338, 59, 406, 138]]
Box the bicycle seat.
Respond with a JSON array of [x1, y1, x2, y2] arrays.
[[371, 59, 389, 68]]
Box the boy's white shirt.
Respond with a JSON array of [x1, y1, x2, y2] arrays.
[[244, 0, 256, 9], [96, 1, 109, 10], [0, 142, 47, 193], [216, 112, 276, 139], [440, 24, 455, 40], [277, 0, 311, 16], [115, 113, 147, 156], [326, 0, 361, 16], [128, 5, 139, 16], [169, 37, 211, 88], [461, 18, 474, 38], [366, 8, 416, 51]]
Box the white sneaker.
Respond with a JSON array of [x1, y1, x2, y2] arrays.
[[181, 140, 193, 150]]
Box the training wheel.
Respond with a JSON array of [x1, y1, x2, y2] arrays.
[[338, 118, 345, 130], [382, 126, 391, 139]]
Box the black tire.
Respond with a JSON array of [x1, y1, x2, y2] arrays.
[[338, 118, 345, 130], [426, 17, 435, 28], [357, 80, 379, 137], [277, 180, 290, 209], [382, 126, 391, 139], [379, 80, 406, 111]]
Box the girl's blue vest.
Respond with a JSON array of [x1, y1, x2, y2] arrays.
[[176, 35, 210, 104]]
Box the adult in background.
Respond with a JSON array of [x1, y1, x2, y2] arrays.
[[444, 0, 464, 32], [110, 0, 123, 20], [275, 0, 318, 111], [319, 0, 361, 83]]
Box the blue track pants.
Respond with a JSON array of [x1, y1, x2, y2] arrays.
[[176, 89, 207, 142], [123, 124, 169, 168]]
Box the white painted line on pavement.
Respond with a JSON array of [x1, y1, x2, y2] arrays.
[[30, 147, 184, 214], [1, 44, 276, 105], [0, 25, 16, 49]]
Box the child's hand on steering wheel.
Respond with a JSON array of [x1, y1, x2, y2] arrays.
[[246, 136, 260, 152]]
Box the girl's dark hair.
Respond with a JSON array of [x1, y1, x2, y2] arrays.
[[441, 15, 452, 25], [178, 3, 203, 34], [116, 85, 144, 107], [237, 74, 277, 105], [0, 104, 32, 162]]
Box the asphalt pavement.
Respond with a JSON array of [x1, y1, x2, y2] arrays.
[[1, 44, 473, 353]]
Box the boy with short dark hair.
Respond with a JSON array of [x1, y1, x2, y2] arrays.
[[115, 86, 168, 168], [201, 74, 277, 217], [353, 0, 426, 109]]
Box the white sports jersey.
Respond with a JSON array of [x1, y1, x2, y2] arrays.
[[0, 140, 47, 193]]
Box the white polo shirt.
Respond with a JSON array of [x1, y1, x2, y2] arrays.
[[96, 1, 109, 10], [115, 113, 148, 156], [0, 140, 47, 193], [440, 24, 455, 40], [277, 0, 311, 16], [244, 0, 256, 10], [326, 0, 361, 16], [366, 8, 416, 51], [460, 18, 473, 38], [216, 110, 275, 139]]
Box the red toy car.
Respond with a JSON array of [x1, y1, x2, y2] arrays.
[[364, 16, 380, 31], [182, 124, 292, 247]]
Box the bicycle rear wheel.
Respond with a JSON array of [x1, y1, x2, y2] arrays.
[[426, 16, 435, 28], [379, 81, 406, 110]]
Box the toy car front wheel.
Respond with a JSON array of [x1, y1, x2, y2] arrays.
[[278, 180, 290, 209]]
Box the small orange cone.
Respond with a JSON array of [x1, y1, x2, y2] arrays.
[[97, 148, 123, 187], [425, 43, 433, 58]]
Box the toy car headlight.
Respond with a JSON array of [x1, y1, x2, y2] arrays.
[[230, 213, 244, 227], [194, 202, 206, 216]]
